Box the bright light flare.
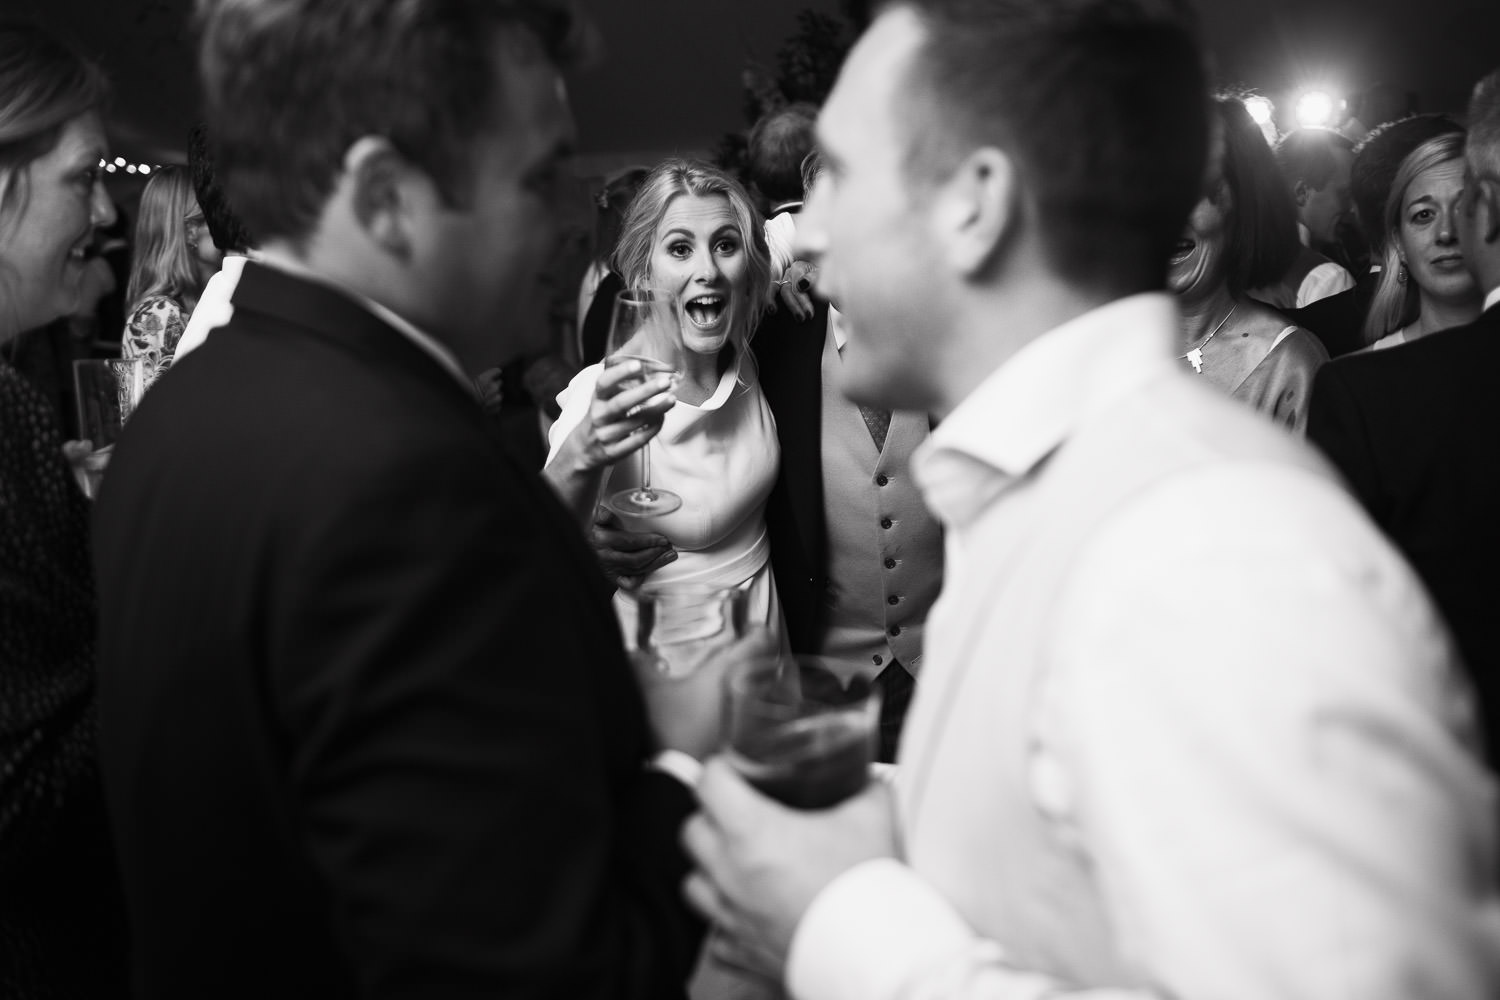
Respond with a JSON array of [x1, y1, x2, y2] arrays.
[[1244, 95, 1274, 125], [1295, 90, 1336, 129]]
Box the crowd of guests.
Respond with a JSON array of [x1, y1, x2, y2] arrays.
[[2, 0, 1499, 998]]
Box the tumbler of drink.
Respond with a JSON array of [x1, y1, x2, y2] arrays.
[[72, 357, 146, 499], [618, 581, 749, 681], [724, 656, 881, 810]]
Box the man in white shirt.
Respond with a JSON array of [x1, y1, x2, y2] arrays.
[[681, 3, 1500, 998], [173, 122, 256, 365]]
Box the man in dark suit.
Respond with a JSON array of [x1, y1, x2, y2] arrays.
[[1307, 69, 1500, 765], [92, 2, 710, 997]]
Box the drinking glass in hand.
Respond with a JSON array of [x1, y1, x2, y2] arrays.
[[72, 357, 146, 499], [603, 287, 684, 518], [724, 656, 881, 810]]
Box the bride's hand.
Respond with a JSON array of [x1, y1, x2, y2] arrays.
[[573, 360, 677, 472]]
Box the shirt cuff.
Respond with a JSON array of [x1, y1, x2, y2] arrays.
[[649, 749, 703, 789], [786, 858, 983, 1000]]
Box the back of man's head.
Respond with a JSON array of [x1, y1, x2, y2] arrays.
[[187, 122, 253, 254], [1468, 70, 1500, 183], [893, 0, 1209, 294], [746, 103, 819, 210], [195, 0, 584, 249], [1350, 113, 1463, 249], [1273, 127, 1354, 190], [1466, 68, 1500, 289]]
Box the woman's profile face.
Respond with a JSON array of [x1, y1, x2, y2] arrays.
[[0, 112, 115, 335], [648, 192, 749, 357], [1397, 158, 1474, 303], [1167, 174, 1230, 299]]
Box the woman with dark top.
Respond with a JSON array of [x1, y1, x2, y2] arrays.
[[0, 22, 129, 998]]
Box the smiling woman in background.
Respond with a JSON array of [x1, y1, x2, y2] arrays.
[[0, 22, 128, 999], [544, 159, 784, 640], [1171, 97, 1329, 433], [1362, 131, 1481, 349]]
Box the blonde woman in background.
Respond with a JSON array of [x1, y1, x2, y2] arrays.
[[121, 164, 218, 380], [1363, 132, 1482, 349]]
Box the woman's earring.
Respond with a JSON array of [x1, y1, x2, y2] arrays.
[[1397, 263, 1407, 284]]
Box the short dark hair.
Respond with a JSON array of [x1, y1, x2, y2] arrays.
[[1467, 68, 1500, 179], [1273, 127, 1354, 191], [187, 122, 253, 254], [1349, 113, 1463, 248], [196, 0, 586, 246], [746, 103, 819, 207], [892, 0, 1210, 293], [1216, 97, 1300, 295]]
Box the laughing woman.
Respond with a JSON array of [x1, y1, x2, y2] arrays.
[[1171, 98, 1328, 434], [544, 159, 783, 641], [0, 24, 128, 998]]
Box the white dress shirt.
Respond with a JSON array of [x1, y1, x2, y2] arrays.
[[785, 293, 1500, 1000]]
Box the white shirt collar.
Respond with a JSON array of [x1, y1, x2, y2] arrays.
[[1484, 285, 1500, 314], [829, 305, 849, 352], [253, 250, 474, 393], [914, 293, 1180, 526]]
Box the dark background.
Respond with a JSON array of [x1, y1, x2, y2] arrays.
[[15, 0, 1500, 165]]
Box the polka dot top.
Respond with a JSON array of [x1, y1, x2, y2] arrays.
[[0, 359, 127, 997]]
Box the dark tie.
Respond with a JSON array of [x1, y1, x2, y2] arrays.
[[858, 404, 891, 451]]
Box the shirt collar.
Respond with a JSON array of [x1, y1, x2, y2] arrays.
[[829, 305, 849, 352], [1484, 285, 1500, 314], [914, 292, 1180, 527], [253, 250, 474, 393]]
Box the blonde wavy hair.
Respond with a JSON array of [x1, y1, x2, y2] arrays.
[[125, 165, 205, 311], [612, 158, 772, 354]]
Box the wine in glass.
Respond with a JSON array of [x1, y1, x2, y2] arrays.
[[603, 287, 684, 518]]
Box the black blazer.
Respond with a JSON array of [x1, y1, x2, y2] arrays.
[[93, 263, 702, 999], [1287, 268, 1380, 359], [752, 301, 833, 654], [1307, 304, 1500, 763]]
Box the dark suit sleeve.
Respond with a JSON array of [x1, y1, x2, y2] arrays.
[[1307, 361, 1386, 523], [269, 443, 700, 999]]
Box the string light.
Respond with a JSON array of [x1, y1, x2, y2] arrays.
[[98, 157, 165, 177]]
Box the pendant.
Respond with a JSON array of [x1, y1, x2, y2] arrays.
[[1186, 347, 1204, 374]]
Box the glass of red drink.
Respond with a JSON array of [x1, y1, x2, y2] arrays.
[[723, 655, 881, 810]]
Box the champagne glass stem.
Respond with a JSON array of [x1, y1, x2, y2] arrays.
[[640, 439, 652, 498]]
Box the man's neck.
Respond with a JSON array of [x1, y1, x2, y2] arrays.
[[934, 277, 1127, 420]]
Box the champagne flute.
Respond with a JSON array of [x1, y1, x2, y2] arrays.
[[603, 287, 684, 518]]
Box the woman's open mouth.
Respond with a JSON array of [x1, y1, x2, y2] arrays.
[[1169, 238, 1196, 265], [685, 294, 727, 329]]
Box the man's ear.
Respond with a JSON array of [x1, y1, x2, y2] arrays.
[[1293, 178, 1311, 208], [342, 136, 425, 261], [1477, 176, 1500, 246], [931, 146, 1016, 277]]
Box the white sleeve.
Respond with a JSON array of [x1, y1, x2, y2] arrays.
[[1042, 465, 1500, 1000], [785, 464, 1500, 1000], [765, 213, 797, 286], [1295, 262, 1356, 308], [543, 363, 603, 469]]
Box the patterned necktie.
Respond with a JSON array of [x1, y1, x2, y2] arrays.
[[858, 403, 891, 451]]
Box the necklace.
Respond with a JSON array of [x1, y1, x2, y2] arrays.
[[1181, 303, 1236, 374]]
